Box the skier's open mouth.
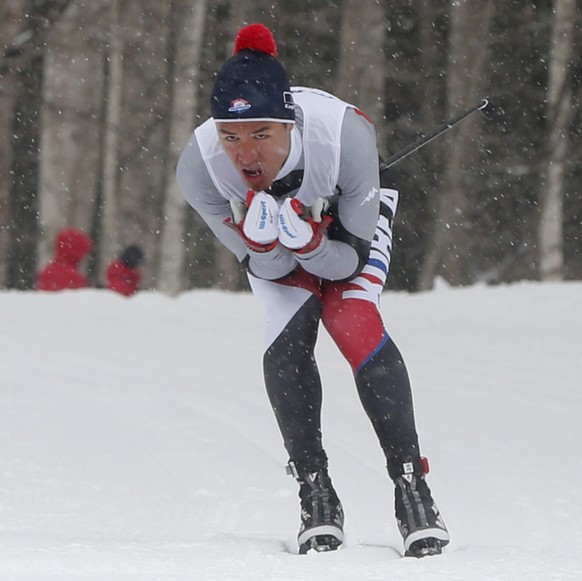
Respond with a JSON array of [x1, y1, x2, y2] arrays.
[[242, 168, 263, 178], [241, 168, 266, 187]]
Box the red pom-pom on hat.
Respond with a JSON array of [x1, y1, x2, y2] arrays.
[[234, 24, 278, 57]]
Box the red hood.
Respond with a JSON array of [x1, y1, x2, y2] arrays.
[[54, 228, 93, 266]]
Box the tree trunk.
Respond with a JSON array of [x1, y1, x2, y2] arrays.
[[157, 0, 208, 295], [98, 0, 123, 280], [112, 1, 174, 288], [2, 0, 73, 288], [0, 70, 18, 287], [6, 52, 43, 288], [538, 0, 575, 281], [417, 0, 494, 290], [38, 2, 104, 273], [336, 0, 385, 130], [0, 0, 28, 287]]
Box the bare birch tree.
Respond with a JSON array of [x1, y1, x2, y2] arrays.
[[157, 0, 208, 295], [95, 0, 174, 288], [336, 0, 385, 132], [0, 0, 28, 286], [538, 0, 576, 281], [1, 0, 73, 288], [38, 2, 104, 270], [98, 0, 123, 279], [417, 0, 494, 290]]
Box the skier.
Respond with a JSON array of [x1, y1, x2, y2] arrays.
[[177, 23, 450, 557], [37, 228, 93, 291]]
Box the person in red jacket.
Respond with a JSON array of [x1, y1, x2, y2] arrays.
[[37, 228, 93, 291], [106, 245, 144, 297]]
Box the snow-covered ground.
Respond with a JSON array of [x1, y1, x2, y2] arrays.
[[1, 281, 581, 580]]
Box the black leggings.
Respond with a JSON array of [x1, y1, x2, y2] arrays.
[[263, 294, 420, 473]]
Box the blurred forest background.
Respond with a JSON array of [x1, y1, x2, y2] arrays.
[[1, 0, 580, 294]]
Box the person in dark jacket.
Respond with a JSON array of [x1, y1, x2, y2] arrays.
[[106, 245, 144, 297], [37, 228, 93, 291]]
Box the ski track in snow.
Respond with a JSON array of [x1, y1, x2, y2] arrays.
[[1, 282, 582, 580]]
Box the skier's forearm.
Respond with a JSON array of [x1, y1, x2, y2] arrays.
[[294, 237, 367, 281], [246, 245, 297, 280]]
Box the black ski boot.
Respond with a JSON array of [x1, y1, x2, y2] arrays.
[[389, 456, 450, 558], [287, 460, 344, 554]]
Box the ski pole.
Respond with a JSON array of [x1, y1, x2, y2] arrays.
[[380, 98, 496, 171]]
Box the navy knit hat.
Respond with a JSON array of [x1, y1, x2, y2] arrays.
[[210, 24, 295, 123]]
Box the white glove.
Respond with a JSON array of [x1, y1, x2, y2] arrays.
[[278, 197, 332, 252], [277, 198, 314, 249], [241, 192, 279, 244]]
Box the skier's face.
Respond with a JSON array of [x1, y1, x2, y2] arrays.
[[216, 121, 293, 191]]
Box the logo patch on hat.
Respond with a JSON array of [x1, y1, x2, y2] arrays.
[[228, 98, 252, 113]]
